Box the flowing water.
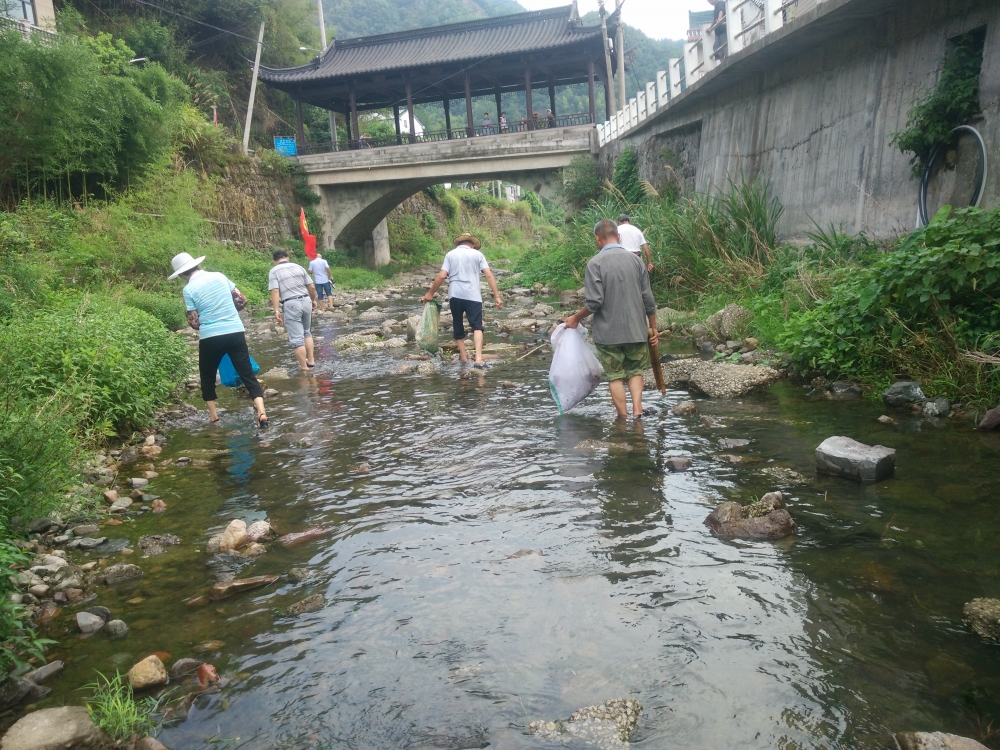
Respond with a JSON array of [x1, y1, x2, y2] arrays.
[[31, 290, 1000, 750]]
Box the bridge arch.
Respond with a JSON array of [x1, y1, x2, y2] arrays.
[[300, 125, 596, 265]]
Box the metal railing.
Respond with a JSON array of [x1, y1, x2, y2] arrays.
[[0, 15, 57, 40], [598, 0, 825, 147], [297, 112, 594, 156]]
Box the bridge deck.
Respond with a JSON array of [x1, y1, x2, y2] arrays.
[[297, 124, 596, 185]]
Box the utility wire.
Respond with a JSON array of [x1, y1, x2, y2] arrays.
[[125, 0, 276, 49]]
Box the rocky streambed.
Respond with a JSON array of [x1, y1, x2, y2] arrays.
[[3, 274, 1000, 750]]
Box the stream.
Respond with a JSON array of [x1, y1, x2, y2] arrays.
[[29, 285, 1000, 750]]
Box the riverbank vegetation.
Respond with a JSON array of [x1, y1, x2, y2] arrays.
[[516, 148, 1000, 410]]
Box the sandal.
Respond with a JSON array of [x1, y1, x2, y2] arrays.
[[258, 414, 270, 430]]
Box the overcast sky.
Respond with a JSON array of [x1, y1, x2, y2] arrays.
[[517, 0, 706, 41]]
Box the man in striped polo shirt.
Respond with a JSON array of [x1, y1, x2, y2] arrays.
[[268, 250, 318, 372]]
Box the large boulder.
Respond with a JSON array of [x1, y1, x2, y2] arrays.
[[895, 733, 990, 750], [977, 407, 1000, 431], [882, 381, 926, 408], [704, 492, 797, 540], [529, 698, 642, 745], [963, 598, 1000, 642], [705, 303, 751, 340], [816, 437, 896, 482], [690, 363, 781, 399], [657, 360, 782, 399], [0, 706, 104, 750]]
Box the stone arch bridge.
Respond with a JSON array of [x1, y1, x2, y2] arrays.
[[296, 125, 596, 265]]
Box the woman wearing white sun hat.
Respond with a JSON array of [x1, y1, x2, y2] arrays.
[[169, 252, 269, 429]]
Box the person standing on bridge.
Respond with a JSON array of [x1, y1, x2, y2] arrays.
[[562, 219, 658, 421], [616, 214, 654, 273], [710, 0, 728, 60], [499, 112, 509, 133], [482, 113, 494, 135], [546, 109, 557, 128], [422, 233, 504, 368], [269, 249, 318, 372]]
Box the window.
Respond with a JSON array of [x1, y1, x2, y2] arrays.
[[2, 0, 35, 24]]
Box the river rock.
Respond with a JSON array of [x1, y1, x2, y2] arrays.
[[105, 620, 129, 638], [136, 737, 170, 750], [24, 661, 64, 684], [690, 362, 781, 399], [110, 497, 133, 513], [151, 499, 168, 513], [102, 563, 143, 586], [706, 303, 751, 340], [0, 706, 103, 750], [170, 657, 203, 678], [84, 605, 110, 622], [28, 584, 50, 598], [672, 401, 698, 416], [138, 534, 180, 557], [209, 575, 279, 601], [219, 520, 248, 552], [287, 593, 325, 615], [963, 598, 1000, 642], [882, 381, 926, 408], [529, 698, 642, 745], [0, 677, 34, 712], [718, 438, 751, 450], [705, 492, 797, 540], [279, 528, 329, 547], [665, 457, 693, 472], [206, 534, 223, 555], [130, 477, 149, 490], [76, 612, 105, 634], [759, 466, 808, 485], [246, 520, 273, 543], [922, 398, 951, 418], [828, 381, 863, 400], [74, 536, 107, 550], [103, 490, 120, 505], [288, 568, 313, 582], [72, 524, 100, 536], [815, 436, 896, 482], [127, 655, 168, 689], [978, 407, 1000, 431], [895, 732, 991, 750]]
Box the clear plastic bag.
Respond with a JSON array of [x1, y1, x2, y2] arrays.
[[548, 324, 604, 414], [417, 300, 441, 353]]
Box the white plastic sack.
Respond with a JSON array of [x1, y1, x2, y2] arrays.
[[548, 324, 604, 414]]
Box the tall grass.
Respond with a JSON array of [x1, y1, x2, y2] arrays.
[[84, 672, 160, 742]]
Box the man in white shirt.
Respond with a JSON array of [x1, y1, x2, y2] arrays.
[[308, 253, 334, 311], [422, 233, 504, 368], [617, 214, 654, 273]]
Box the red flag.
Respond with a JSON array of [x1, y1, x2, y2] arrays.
[[300, 208, 317, 260]]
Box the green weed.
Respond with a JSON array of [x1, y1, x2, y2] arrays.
[[0, 524, 55, 673], [83, 671, 160, 742]]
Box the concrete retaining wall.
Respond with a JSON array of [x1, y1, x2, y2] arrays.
[[607, 0, 1000, 238]]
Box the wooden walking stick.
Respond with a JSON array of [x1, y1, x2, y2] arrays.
[[649, 328, 666, 395]]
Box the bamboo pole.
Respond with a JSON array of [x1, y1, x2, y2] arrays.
[[242, 21, 266, 156]]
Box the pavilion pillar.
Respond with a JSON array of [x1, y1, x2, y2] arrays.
[[494, 86, 502, 133], [548, 76, 556, 119], [349, 84, 360, 149], [524, 67, 534, 130], [295, 98, 306, 150], [464, 72, 474, 138], [405, 75, 416, 144], [444, 95, 452, 139], [329, 110, 339, 150], [393, 104, 402, 146], [587, 60, 597, 124], [345, 111, 353, 142], [600, 71, 612, 119]]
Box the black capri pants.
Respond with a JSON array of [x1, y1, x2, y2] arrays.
[[198, 331, 264, 402]]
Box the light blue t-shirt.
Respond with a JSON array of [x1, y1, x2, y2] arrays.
[[182, 270, 245, 340]]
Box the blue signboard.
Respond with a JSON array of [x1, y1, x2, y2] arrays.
[[273, 137, 297, 156]]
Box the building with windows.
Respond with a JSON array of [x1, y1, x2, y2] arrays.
[[2, 0, 56, 33]]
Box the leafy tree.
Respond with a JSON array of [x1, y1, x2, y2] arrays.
[[612, 147, 644, 205]]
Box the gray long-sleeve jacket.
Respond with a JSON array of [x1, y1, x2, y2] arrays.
[[583, 244, 657, 346]]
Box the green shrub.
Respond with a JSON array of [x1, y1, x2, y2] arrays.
[[523, 191, 543, 216], [439, 192, 460, 222], [779, 206, 1000, 403], [612, 147, 644, 205], [890, 30, 986, 177], [388, 215, 443, 268], [562, 154, 602, 206], [119, 288, 187, 330], [84, 672, 159, 742], [204, 247, 272, 305], [0, 302, 190, 434], [331, 267, 384, 289], [424, 184, 446, 201], [0, 394, 81, 525], [0, 525, 54, 674]]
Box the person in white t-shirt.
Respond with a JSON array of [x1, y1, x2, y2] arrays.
[[617, 214, 654, 273], [422, 232, 504, 368], [308, 253, 334, 310]]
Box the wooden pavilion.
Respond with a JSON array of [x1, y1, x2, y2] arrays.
[[258, 3, 622, 150]]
